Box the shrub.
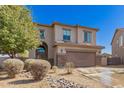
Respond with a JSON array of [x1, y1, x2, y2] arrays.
[[39, 80, 50, 88], [24, 59, 35, 71], [64, 62, 74, 74], [18, 50, 29, 61], [3, 59, 24, 78], [52, 66, 58, 73], [18, 50, 29, 58], [28, 59, 51, 81]]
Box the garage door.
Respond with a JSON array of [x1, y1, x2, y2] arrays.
[[66, 51, 96, 67]]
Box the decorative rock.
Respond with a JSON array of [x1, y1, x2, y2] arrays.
[[46, 76, 84, 88], [18, 72, 84, 88]]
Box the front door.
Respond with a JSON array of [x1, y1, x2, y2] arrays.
[[36, 42, 48, 60]]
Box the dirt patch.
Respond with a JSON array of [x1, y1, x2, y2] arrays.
[[49, 69, 104, 88], [1, 66, 124, 88], [0, 68, 105, 88]]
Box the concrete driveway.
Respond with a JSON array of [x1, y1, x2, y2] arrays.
[[77, 65, 124, 87]]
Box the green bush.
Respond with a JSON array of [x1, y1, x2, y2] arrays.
[[24, 59, 35, 71], [64, 62, 74, 74], [52, 66, 58, 73], [3, 59, 24, 78], [28, 59, 51, 81], [18, 50, 29, 62]]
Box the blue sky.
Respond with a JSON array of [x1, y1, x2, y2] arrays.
[[27, 5, 124, 54]]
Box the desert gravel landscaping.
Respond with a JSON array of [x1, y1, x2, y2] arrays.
[[1, 65, 124, 88], [0, 68, 104, 88]]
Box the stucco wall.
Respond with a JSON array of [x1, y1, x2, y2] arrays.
[[57, 46, 99, 53], [31, 23, 98, 64], [77, 27, 96, 45], [112, 30, 123, 57], [112, 30, 121, 57], [32, 25, 54, 59], [54, 25, 77, 43], [43, 26, 54, 59], [112, 29, 124, 64], [54, 25, 96, 45]]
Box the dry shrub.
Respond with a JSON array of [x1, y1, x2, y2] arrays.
[[39, 80, 50, 88], [24, 59, 35, 71], [29, 59, 51, 81], [3, 59, 24, 78], [52, 66, 58, 73], [64, 62, 74, 74]]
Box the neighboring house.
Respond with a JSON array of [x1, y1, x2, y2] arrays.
[[30, 22, 104, 67], [102, 53, 112, 58], [111, 28, 124, 64]]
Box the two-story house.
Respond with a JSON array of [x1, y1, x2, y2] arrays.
[[29, 22, 104, 67], [111, 28, 124, 64]]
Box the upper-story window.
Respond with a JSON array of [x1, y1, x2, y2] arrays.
[[84, 31, 92, 43], [63, 29, 71, 41], [40, 29, 45, 39], [116, 39, 119, 48], [119, 35, 123, 47]]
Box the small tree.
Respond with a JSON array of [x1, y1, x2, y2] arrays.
[[0, 6, 40, 58], [18, 50, 29, 58]]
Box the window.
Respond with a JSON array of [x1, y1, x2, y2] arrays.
[[40, 30, 45, 39], [63, 29, 71, 41], [37, 47, 45, 53], [117, 39, 119, 48], [119, 35, 123, 47], [84, 31, 92, 43]]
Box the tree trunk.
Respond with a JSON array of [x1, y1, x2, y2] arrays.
[[8, 51, 16, 58], [11, 52, 16, 58]]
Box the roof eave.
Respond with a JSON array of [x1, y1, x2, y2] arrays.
[[33, 22, 52, 27], [53, 43, 105, 50], [52, 22, 98, 31]]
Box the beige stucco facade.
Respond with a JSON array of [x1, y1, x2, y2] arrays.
[[29, 24, 54, 60], [111, 28, 124, 64], [54, 24, 96, 45], [30, 22, 103, 67]]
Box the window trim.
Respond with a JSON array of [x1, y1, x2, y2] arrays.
[[40, 29, 45, 39], [119, 35, 123, 47], [83, 31, 92, 43], [63, 28, 71, 41]]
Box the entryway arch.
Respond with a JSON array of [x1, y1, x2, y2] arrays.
[[35, 42, 48, 60]]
